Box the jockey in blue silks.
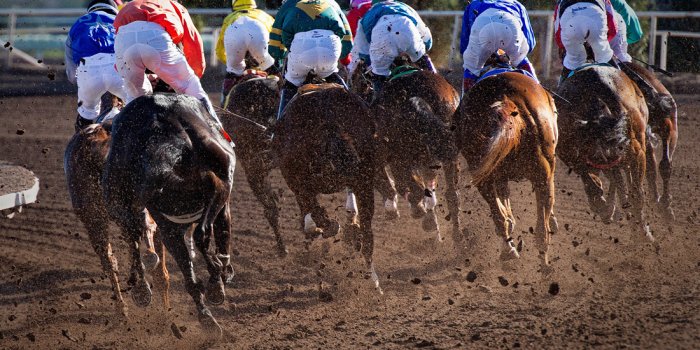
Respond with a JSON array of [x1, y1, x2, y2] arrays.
[[65, 0, 126, 131], [460, 0, 537, 96]]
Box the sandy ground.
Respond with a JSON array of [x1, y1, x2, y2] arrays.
[[0, 89, 699, 349]]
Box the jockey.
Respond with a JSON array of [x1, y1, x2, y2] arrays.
[[65, 0, 126, 131], [215, 0, 276, 105], [113, 0, 220, 123], [609, 0, 643, 63], [269, 0, 353, 122], [347, 0, 372, 37], [349, 0, 435, 101], [555, 0, 618, 83], [460, 0, 538, 96]]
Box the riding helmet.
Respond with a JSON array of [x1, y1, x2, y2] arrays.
[[86, 0, 119, 15], [232, 0, 257, 11]]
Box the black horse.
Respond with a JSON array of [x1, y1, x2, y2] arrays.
[[102, 94, 235, 337]]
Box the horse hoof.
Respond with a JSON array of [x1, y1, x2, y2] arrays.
[[276, 241, 289, 258], [500, 240, 521, 261], [222, 264, 235, 285], [421, 211, 439, 232], [643, 225, 655, 242], [322, 221, 340, 238], [410, 203, 427, 219], [205, 280, 226, 306], [385, 209, 400, 220], [198, 309, 223, 339], [131, 280, 152, 308], [142, 251, 160, 271]]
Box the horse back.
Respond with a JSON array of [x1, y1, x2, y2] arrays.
[[380, 71, 460, 122]]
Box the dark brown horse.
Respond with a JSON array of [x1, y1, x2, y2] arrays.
[[64, 95, 170, 317], [621, 62, 678, 223], [102, 94, 235, 337], [451, 71, 559, 266], [372, 70, 461, 241], [221, 73, 288, 256], [272, 83, 381, 293], [557, 65, 652, 241]]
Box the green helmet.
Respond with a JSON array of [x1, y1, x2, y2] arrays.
[[232, 0, 257, 11]]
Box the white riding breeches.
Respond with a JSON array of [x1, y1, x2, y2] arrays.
[[611, 10, 632, 63], [285, 29, 341, 87], [223, 16, 275, 75], [462, 8, 529, 76], [76, 53, 127, 120], [369, 15, 426, 76], [559, 3, 614, 70], [114, 21, 208, 103]]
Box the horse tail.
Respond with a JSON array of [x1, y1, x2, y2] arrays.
[[471, 97, 525, 187]]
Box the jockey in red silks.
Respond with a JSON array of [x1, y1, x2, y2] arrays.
[[113, 0, 221, 124], [347, 0, 372, 37], [554, 0, 618, 84]]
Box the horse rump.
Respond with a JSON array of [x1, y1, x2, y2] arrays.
[[470, 97, 525, 186]]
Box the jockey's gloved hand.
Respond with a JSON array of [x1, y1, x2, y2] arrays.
[[340, 54, 352, 67]]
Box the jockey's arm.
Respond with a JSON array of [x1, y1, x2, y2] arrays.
[[180, 8, 205, 77], [413, 14, 433, 52], [64, 36, 77, 85], [336, 8, 354, 64], [268, 11, 288, 63], [215, 13, 236, 64]]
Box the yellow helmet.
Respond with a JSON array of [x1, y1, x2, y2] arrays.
[[232, 0, 257, 11]]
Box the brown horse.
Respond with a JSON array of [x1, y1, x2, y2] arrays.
[[64, 95, 170, 317], [451, 71, 559, 266], [102, 94, 235, 337], [222, 73, 288, 256], [272, 83, 381, 293], [621, 62, 678, 223], [557, 65, 652, 241], [372, 69, 461, 241]]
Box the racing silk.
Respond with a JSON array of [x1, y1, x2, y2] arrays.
[[460, 0, 536, 55], [554, 0, 617, 49], [215, 8, 274, 63], [359, 1, 432, 51], [348, 1, 372, 36], [114, 0, 205, 77], [65, 11, 117, 85], [269, 0, 353, 62], [609, 0, 642, 44]]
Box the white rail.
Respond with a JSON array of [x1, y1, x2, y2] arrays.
[[1, 8, 699, 75]]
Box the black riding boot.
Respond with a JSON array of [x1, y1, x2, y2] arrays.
[[221, 71, 241, 107], [370, 74, 388, 103], [265, 64, 280, 76], [415, 55, 437, 73], [276, 80, 298, 122], [74, 115, 94, 133], [324, 72, 349, 90]]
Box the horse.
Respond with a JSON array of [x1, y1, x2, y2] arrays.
[[371, 68, 461, 241], [620, 61, 678, 223], [221, 71, 288, 256], [272, 81, 381, 293], [451, 67, 559, 266], [64, 94, 170, 317], [102, 94, 236, 337], [557, 65, 652, 241]]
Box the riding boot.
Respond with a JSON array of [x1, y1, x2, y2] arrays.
[[462, 77, 477, 98], [607, 58, 621, 69], [324, 72, 349, 90], [370, 73, 388, 103], [75, 115, 95, 133], [558, 67, 572, 86], [276, 80, 298, 123], [221, 71, 241, 107], [415, 55, 437, 73], [265, 64, 280, 77]]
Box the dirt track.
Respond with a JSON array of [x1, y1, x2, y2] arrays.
[[0, 92, 699, 349]]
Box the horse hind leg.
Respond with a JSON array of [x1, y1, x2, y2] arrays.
[[421, 168, 442, 240], [478, 180, 519, 260], [213, 203, 235, 285], [375, 165, 399, 220], [579, 169, 614, 224], [658, 118, 677, 223], [150, 228, 170, 310], [141, 209, 160, 271], [628, 142, 653, 241], [244, 159, 287, 257], [111, 206, 153, 308], [644, 135, 661, 204], [355, 177, 382, 294], [84, 217, 128, 317], [159, 220, 222, 338]]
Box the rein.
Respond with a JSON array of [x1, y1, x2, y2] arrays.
[[213, 105, 268, 131]]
